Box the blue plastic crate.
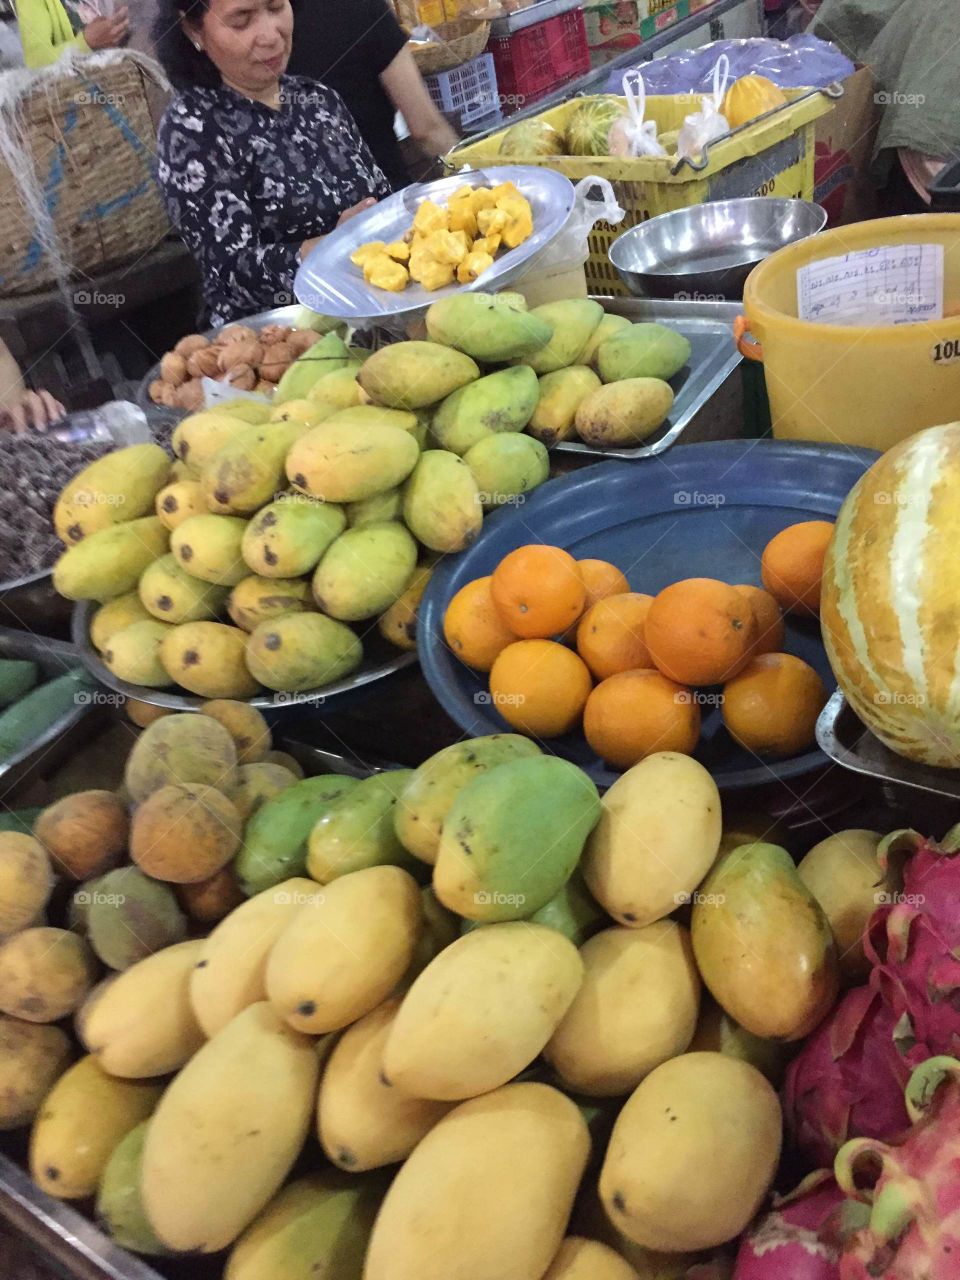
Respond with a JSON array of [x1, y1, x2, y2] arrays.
[[426, 52, 500, 127]]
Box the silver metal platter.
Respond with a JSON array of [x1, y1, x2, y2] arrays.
[[294, 166, 576, 322]]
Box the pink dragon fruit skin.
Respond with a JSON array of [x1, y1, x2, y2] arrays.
[[734, 1171, 846, 1280], [836, 1055, 960, 1280], [783, 985, 911, 1169]]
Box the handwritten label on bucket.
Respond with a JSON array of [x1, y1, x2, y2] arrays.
[[797, 245, 943, 326]]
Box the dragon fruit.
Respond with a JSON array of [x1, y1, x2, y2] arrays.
[[734, 1171, 852, 1279], [783, 985, 911, 1168], [836, 1055, 960, 1279]]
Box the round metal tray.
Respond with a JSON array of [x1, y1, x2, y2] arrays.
[[72, 600, 417, 713]]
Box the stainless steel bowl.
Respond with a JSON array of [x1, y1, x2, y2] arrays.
[[609, 198, 828, 301]]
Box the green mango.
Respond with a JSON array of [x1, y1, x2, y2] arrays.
[[306, 770, 417, 882], [0, 659, 37, 707], [358, 342, 479, 410], [431, 366, 540, 456], [202, 421, 305, 516], [96, 1121, 169, 1256], [425, 292, 553, 363], [171, 514, 249, 586], [688, 998, 792, 1087], [524, 299, 605, 374], [138, 553, 230, 623], [245, 612, 362, 692], [313, 523, 417, 622], [274, 331, 352, 402], [235, 773, 361, 895], [463, 434, 549, 508], [401, 450, 482, 553], [434, 756, 601, 922], [53, 517, 169, 602], [305, 365, 365, 417], [242, 497, 345, 578], [576, 313, 632, 367], [404, 887, 460, 983], [596, 322, 691, 383], [345, 488, 402, 528], [529, 870, 608, 945]]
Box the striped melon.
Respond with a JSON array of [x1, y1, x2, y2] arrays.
[[821, 422, 960, 765]]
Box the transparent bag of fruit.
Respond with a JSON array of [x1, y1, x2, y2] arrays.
[[608, 71, 667, 160], [676, 53, 732, 163]]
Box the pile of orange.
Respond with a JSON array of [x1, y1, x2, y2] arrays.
[[441, 520, 833, 771]]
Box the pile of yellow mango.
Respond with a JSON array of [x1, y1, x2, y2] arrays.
[[350, 181, 535, 293]]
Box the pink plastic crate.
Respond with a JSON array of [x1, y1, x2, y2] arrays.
[[489, 8, 591, 112]]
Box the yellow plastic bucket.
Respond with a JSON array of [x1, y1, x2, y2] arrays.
[[737, 214, 960, 451]]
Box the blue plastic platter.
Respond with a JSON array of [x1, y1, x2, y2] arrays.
[[418, 440, 879, 792]]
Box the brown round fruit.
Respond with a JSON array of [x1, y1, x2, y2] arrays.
[[175, 866, 246, 924], [34, 791, 129, 881], [130, 784, 243, 883]]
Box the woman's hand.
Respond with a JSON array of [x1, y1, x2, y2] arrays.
[[0, 390, 66, 434], [300, 199, 377, 261], [84, 7, 130, 50]]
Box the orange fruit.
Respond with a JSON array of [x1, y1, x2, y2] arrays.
[[578, 559, 631, 610], [488, 639, 592, 737], [761, 521, 834, 615], [734, 584, 785, 657], [443, 576, 517, 672], [490, 545, 586, 639], [576, 592, 654, 680], [645, 578, 756, 686], [584, 669, 700, 769], [722, 652, 828, 757]]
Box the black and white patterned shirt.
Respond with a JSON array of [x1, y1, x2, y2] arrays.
[[157, 76, 391, 326]]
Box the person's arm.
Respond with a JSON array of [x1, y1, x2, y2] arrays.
[[380, 45, 459, 158], [0, 339, 65, 433], [16, 0, 90, 66]]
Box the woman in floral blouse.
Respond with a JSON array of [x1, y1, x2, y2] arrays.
[[153, 0, 390, 325]]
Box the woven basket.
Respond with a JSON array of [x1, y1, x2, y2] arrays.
[[409, 19, 490, 74], [0, 58, 170, 297]]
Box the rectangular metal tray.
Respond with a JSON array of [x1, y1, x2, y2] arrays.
[[555, 296, 743, 461]]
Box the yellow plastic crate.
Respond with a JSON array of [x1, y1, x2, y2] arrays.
[[445, 88, 837, 295]]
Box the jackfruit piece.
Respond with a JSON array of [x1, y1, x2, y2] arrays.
[[420, 259, 456, 291], [385, 241, 411, 261], [350, 240, 388, 267], [456, 251, 495, 284], [412, 200, 449, 235], [477, 207, 508, 236], [424, 230, 470, 267], [363, 253, 409, 292]]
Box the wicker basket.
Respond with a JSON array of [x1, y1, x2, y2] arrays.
[[409, 19, 491, 74], [0, 57, 170, 297]]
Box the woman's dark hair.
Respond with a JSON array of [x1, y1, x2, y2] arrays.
[[152, 0, 220, 90]]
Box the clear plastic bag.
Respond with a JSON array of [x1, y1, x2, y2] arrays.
[[524, 176, 626, 275], [676, 54, 731, 163], [608, 70, 667, 160]]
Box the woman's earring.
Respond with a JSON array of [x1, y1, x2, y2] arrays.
[[192, 40, 202, 50]]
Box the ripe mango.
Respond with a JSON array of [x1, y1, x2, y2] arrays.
[[431, 366, 540, 455], [53, 517, 169, 602], [576, 312, 632, 366], [359, 341, 479, 410], [528, 366, 602, 446], [796, 828, 884, 982], [103, 619, 174, 687], [691, 843, 839, 1041], [30, 1055, 162, 1199], [402, 450, 482, 552], [202, 421, 306, 516], [313, 522, 417, 622], [89, 592, 153, 650], [345, 488, 402, 527], [405, 886, 459, 983], [242, 497, 345, 578], [306, 770, 414, 882], [525, 299, 604, 374], [575, 378, 674, 447], [235, 774, 360, 895], [124, 711, 239, 802], [363, 1082, 589, 1280], [305, 364, 364, 414], [155, 478, 206, 531], [171, 513, 249, 586], [425, 291, 553, 362], [0, 926, 96, 1022], [382, 923, 582, 1100], [228, 574, 315, 632], [434, 756, 601, 921], [189, 877, 319, 1035], [245, 612, 362, 692], [286, 422, 419, 503], [81, 940, 205, 1076], [270, 399, 326, 427], [378, 564, 432, 651], [688, 998, 791, 1087], [217, 398, 273, 424], [0, 1015, 71, 1130], [266, 865, 422, 1033], [200, 698, 270, 763], [139, 553, 230, 623], [0, 833, 52, 935], [231, 762, 299, 822], [274, 331, 352, 401], [55, 443, 171, 544], [596, 322, 691, 383], [173, 411, 249, 472], [317, 999, 452, 1172], [161, 621, 260, 698], [544, 1238, 640, 1280], [464, 433, 549, 508], [87, 868, 187, 970], [323, 404, 421, 437], [97, 1121, 169, 1255], [142, 1002, 319, 1252], [600, 1053, 781, 1252], [393, 735, 541, 865]]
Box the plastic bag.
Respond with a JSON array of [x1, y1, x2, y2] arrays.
[[604, 35, 854, 95], [676, 54, 731, 163], [522, 176, 626, 276], [608, 70, 667, 160]]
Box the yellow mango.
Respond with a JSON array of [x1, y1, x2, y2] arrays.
[[285, 422, 419, 503], [528, 366, 602, 447], [54, 443, 171, 544], [0, 1016, 72, 1130], [544, 1238, 641, 1280]]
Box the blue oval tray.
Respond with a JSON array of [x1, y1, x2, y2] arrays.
[[418, 439, 879, 792]]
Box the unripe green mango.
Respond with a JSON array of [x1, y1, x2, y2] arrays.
[[306, 770, 416, 882], [286, 423, 419, 503], [139, 553, 230, 623], [171, 514, 249, 586], [529, 870, 608, 945], [236, 773, 361, 895], [393, 734, 541, 865], [425, 291, 553, 362], [431, 366, 540, 455], [524, 300, 605, 374], [54, 444, 171, 545], [53, 517, 169, 602], [464, 433, 549, 508], [402, 450, 482, 553], [103, 619, 174, 687], [528, 366, 601, 446], [313, 523, 417, 622], [274, 331, 352, 402], [228, 575, 315, 632], [575, 378, 674, 447], [345, 488, 402, 527], [245, 613, 362, 693], [596, 322, 691, 384], [97, 1121, 170, 1256], [359, 341, 479, 410], [202, 421, 305, 516], [576, 312, 632, 366], [242, 498, 345, 578], [305, 364, 364, 415], [434, 756, 602, 921]]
